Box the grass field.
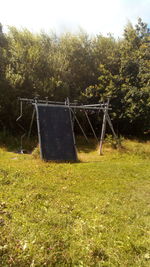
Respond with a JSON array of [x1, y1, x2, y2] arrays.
[[0, 139, 150, 266]]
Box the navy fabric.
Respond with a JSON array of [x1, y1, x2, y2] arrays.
[[36, 105, 77, 161]]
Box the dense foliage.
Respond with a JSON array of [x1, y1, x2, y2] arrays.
[[0, 18, 150, 136]]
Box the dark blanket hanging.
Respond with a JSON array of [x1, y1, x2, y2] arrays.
[[35, 104, 77, 161]]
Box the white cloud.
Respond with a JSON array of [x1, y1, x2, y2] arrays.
[[0, 0, 150, 36]]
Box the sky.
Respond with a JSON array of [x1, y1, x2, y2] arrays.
[[0, 0, 150, 37]]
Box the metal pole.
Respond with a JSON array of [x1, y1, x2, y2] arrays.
[[99, 98, 110, 155], [66, 98, 78, 160], [68, 108, 78, 161], [83, 104, 105, 107], [99, 109, 107, 155], [71, 109, 89, 143], [18, 98, 110, 110], [72, 100, 78, 129], [84, 109, 98, 142], [20, 133, 26, 153], [106, 113, 118, 139], [35, 103, 43, 160], [27, 108, 36, 140], [16, 101, 23, 121]]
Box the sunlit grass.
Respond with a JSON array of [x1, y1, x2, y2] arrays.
[[0, 140, 150, 266]]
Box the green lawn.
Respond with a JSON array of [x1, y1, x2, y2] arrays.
[[0, 140, 150, 266]]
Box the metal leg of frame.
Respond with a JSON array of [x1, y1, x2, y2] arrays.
[[84, 110, 98, 142], [106, 113, 118, 140], [99, 108, 107, 155], [27, 108, 36, 140], [71, 109, 89, 143]]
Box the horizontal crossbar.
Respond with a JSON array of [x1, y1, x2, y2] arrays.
[[18, 98, 111, 110]]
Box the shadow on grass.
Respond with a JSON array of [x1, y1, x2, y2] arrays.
[[76, 136, 99, 153], [0, 132, 38, 153]]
